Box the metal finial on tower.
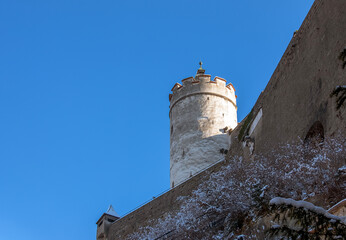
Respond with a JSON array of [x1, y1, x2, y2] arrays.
[[197, 61, 205, 75], [199, 61, 203, 69]]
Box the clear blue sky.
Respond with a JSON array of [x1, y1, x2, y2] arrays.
[[0, 0, 314, 239]]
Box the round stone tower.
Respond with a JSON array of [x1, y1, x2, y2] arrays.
[[169, 64, 237, 188]]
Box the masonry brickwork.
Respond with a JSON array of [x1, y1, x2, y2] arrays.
[[229, 0, 346, 158]]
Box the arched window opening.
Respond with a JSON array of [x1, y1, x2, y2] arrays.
[[304, 121, 324, 146]]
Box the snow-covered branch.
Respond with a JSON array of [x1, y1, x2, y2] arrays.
[[128, 136, 345, 239], [268, 197, 346, 239]]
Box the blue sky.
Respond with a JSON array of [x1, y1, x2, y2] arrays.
[[0, 0, 314, 239]]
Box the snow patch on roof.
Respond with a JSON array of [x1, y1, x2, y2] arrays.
[[106, 205, 120, 218], [338, 165, 346, 171]]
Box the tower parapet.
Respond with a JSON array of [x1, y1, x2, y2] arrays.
[[169, 65, 237, 188]]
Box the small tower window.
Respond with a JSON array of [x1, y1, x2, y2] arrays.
[[171, 125, 173, 134]]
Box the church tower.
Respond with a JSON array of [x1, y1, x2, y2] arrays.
[[169, 63, 237, 188]]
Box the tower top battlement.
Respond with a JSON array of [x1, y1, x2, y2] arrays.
[[169, 68, 237, 113]]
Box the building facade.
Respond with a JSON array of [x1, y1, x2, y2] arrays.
[[96, 0, 346, 239]]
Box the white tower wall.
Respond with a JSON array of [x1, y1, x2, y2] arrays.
[[169, 69, 237, 188]]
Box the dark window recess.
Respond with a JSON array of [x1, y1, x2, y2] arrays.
[[304, 121, 324, 146], [98, 220, 103, 227], [220, 148, 228, 154], [207, 97, 210, 100], [339, 47, 346, 69], [107, 218, 115, 223], [171, 125, 173, 134]]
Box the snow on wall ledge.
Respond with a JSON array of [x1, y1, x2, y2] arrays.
[[270, 197, 346, 224]]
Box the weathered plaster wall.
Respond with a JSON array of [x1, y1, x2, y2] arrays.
[[169, 74, 237, 187], [102, 0, 346, 239]]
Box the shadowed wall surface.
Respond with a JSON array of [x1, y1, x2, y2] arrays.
[[230, 0, 346, 157]]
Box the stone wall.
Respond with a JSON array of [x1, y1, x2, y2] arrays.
[[104, 0, 346, 238], [230, 0, 346, 157], [107, 159, 227, 239]]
